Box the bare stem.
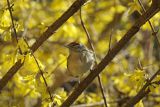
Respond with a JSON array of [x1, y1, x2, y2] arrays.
[[61, 0, 160, 106], [138, 0, 160, 50], [6, 0, 22, 54], [7, 0, 53, 103], [23, 38, 54, 103], [123, 0, 160, 106], [80, 7, 108, 107], [0, 0, 88, 93]]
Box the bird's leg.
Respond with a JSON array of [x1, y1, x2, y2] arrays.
[[73, 77, 82, 90]]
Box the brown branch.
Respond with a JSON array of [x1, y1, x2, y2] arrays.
[[0, 0, 26, 92], [121, 1, 160, 106], [7, 0, 53, 102], [60, 0, 160, 106], [30, 0, 88, 52], [80, 8, 108, 107], [0, 0, 88, 92]]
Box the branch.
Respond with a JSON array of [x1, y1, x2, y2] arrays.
[[24, 38, 53, 102], [123, 69, 160, 107], [0, 0, 88, 92], [121, 1, 160, 106], [80, 8, 108, 107], [30, 0, 88, 52], [6, 0, 18, 43], [138, 0, 160, 55], [60, 0, 160, 106], [3, 2, 52, 101], [6, 0, 22, 54]]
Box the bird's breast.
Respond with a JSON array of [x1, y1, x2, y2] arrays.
[[67, 52, 85, 77]]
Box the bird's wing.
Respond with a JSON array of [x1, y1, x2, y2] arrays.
[[80, 52, 87, 63]]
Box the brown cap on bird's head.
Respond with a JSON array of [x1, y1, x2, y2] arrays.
[[66, 42, 88, 52], [67, 42, 80, 48]]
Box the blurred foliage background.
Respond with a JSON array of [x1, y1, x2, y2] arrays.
[[0, 0, 160, 107]]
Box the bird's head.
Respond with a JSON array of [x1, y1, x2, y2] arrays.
[[66, 42, 86, 52]]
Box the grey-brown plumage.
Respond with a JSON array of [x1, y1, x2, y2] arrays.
[[66, 42, 95, 78]]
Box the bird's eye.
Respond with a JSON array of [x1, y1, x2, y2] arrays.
[[79, 44, 84, 48], [76, 44, 85, 50]]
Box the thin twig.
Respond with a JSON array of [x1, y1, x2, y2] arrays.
[[6, 0, 22, 54], [80, 7, 108, 107], [6, 0, 18, 43], [61, 1, 160, 106], [138, 0, 160, 98], [124, 68, 160, 107], [123, 1, 160, 106], [7, 0, 53, 103], [0, 0, 88, 92], [138, 0, 160, 50], [23, 38, 54, 103]]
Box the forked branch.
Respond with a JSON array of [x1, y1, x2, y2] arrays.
[[60, 0, 160, 106], [0, 0, 89, 91]]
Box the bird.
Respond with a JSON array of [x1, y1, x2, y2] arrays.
[[66, 42, 95, 82]]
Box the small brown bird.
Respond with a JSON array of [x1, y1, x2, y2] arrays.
[[66, 42, 95, 81]]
